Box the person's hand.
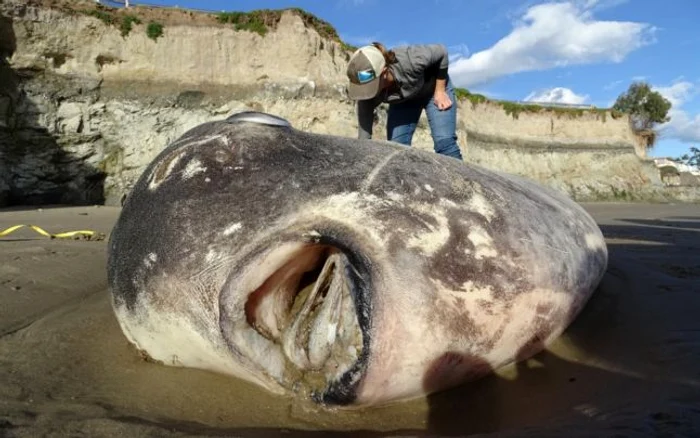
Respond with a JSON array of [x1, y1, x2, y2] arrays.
[[433, 91, 453, 111]]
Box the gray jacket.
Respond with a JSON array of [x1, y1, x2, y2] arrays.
[[356, 44, 449, 140]]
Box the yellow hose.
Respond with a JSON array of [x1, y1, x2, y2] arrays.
[[0, 224, 105, 241]]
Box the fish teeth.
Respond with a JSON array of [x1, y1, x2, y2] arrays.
[[281, 254, 337, 369], [307, 262, 344, 369]]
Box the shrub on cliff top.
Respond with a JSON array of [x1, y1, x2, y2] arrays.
[[613, 81, 671, 147], [120, 15, 141, 37], [215, 10, 280, 37], [147, 22, 164, 41], [214, 8, 355, 51], [288, 8, 356, 51], [82, 9, 115, 26], [455, 88, 488, 106], [80, 8, 146, 40]]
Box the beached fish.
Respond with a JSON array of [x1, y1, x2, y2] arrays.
[[107, 111, 607, 407]]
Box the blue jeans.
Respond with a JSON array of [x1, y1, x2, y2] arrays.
[[386, 77, 464, 160]]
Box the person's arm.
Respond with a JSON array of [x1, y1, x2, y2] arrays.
[[428, 43, 449, 78], [429, 45, 451, 110], [411, 44, 452, 110], [357, 99, 374, 139], [433, 77, 451, 110]]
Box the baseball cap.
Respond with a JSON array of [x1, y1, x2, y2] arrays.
[[346, 45, 386, 100]]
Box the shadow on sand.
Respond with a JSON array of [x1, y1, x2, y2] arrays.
[[0, 15, 105, 208]]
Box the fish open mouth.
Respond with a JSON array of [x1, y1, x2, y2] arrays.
[[239, 240, 369, 404]]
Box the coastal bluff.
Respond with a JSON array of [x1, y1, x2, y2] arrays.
[[0, 0, 693, 206]]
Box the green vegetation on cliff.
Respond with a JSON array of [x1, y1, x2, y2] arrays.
[[612, 81, 671, 148], [146, 21, 164, 41], [82, 9, 116, 26], [287, 8, 357, 52], [78, 6, 163, 41], [120, 15, 141, 37], [454, 87, 623, 121], [215, 10, 273, 36], [73, 2, 355, 51], [454, 88, 488, 106], [215, 8, 356, 51]]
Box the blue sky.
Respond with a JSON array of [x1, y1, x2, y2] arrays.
[[125, 0, 698, 159]]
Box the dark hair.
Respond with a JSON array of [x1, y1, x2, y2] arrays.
[[371, 42, 397, 64]]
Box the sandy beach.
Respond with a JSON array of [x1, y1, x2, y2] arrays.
[[1, 202, 699, 437]]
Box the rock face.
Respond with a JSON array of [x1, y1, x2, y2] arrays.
[[0, 0, 695, 206]]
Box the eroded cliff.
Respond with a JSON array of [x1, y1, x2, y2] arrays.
[[1, 0, 693, 206]]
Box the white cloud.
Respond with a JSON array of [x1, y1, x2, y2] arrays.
[[524, 87, 589, 104], [654, 80, 700, 143], [449, 1, 656, 88], [662, 111, 700, 143], [585, 0, 630, 12], [654, 80, 695, 107]]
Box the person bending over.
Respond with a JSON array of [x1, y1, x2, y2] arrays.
[[346, 42, 464, 160]]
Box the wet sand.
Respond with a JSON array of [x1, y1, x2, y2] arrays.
[[1, 202, 699, 437]]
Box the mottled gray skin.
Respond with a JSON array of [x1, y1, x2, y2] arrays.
[[107, 111, 608, 408]]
